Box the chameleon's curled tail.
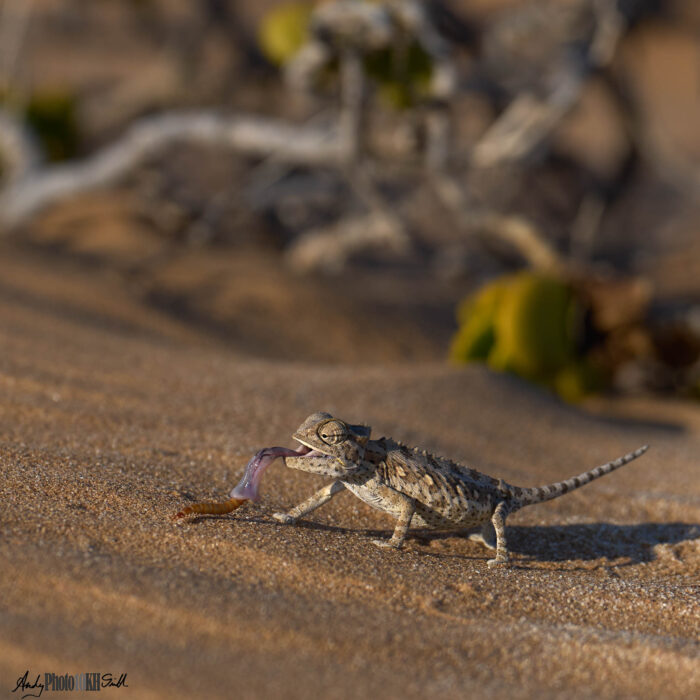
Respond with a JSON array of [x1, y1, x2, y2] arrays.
[[513, 445, 649, 507], [172, 497, 247, 521]]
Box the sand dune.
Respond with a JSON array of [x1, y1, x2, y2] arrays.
[[0, 245, 698, 699]]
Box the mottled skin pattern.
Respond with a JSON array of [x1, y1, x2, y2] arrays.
[[276, 412, 649, 568]]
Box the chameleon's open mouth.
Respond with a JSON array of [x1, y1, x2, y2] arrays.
[[290, 438, 330, 460], [286, 438, 337, 462], [229, 443, 328, 501]]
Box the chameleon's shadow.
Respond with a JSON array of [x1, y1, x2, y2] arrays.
[[184, 514, 698, 566], [180, 512, 377, 533], [416, 521, 700, 565]]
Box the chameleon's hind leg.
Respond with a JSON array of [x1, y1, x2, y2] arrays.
[[272, 480, 345, 524], [468, 521, 497, 550], [373, 496, 416, 550], [487, 501, 510, 568]]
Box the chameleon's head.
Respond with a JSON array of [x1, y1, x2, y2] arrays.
[[285, 412, 371, 476]]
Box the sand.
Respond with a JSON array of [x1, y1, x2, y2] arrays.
[[0, 245, 698, 699]]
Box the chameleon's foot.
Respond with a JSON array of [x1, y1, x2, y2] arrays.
[[272, 512, 297, 525], [487, 554, 509, 569], [372, 538, 403, 550]]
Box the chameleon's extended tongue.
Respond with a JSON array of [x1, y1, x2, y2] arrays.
[[172, 444, 311, 520], [230, 446, 306, 501]]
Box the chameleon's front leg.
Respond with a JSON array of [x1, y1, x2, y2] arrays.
[[272, 480, 345, 524], [487, 501, 510, 568], [372, 496, 416, 550]]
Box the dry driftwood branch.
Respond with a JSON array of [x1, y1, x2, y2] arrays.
[[471, 88, 574, 168], [471, 0, 627, 169], [0, 0, 632, 277], [287, 0, 457, 170], [286, 210, 411, 273], [282, 158, 412, 274], [431, 172, 567, 275], [475, 212, 567, 274], [277, 0, 459, 270], [0, 110, 347, 229], [0, 0, 459, 242], [589, 0, 627, 67]]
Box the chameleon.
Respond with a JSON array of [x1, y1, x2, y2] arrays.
[[174, 411, 649, 568]]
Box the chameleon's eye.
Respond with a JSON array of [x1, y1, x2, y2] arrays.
[[317, 419, 348, 445]]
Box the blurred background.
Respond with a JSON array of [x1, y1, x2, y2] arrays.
[[1, 0, 699, 402]]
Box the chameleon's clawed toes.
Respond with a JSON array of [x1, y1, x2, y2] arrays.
[[372, 538, 403, 550], [487, 555, 509, 569], [272, 512, 297, 524]]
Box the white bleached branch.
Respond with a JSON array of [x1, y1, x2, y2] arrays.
[[0, 110, 346, 229]]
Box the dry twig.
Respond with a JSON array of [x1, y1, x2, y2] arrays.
[[0, 111, 346, 229]]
